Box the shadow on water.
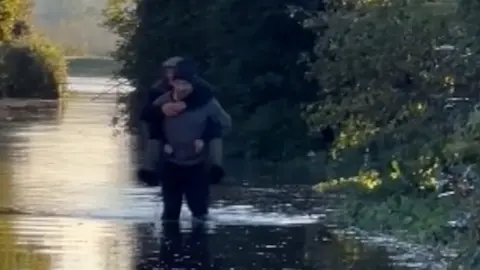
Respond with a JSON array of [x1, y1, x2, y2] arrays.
[[136, 221, 406, 270], [0, 79, 417, 269]]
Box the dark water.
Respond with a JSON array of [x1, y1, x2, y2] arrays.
[[0, 81, 416, 270]]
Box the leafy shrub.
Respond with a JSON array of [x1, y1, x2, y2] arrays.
[[306, 0, 480, 191], [0, 35, 67, 99], [313, 169, 381, 194]]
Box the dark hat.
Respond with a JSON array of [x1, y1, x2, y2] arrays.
[[172, 58, 197, 83]]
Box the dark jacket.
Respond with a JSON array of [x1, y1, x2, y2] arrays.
[[185, 78, 223, 139], [140, 80, 171, 140], [152, 90, 231, 165]]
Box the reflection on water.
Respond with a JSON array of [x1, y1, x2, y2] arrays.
[[0, 217, 410, 270], [0, 77, 416, 269], [0, 94, 132, 214], [0, 216, 132, 270], [67, 77, 133, 93]]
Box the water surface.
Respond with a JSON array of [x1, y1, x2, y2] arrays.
[[0, 77, 421, 269]]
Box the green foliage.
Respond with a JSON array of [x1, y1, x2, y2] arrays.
[[0, 0, 22, 41], [0, 35, 67, 99], [445, 107, 480, 165], [339, 193, 458, 244], [103, 1, 480, 265], [442, 106, 480, 269], [314, 169, 381, 194], [103, 0, 321, 160], [308, 1, 480, 267], [101, 0, 137, 79], [102, 0, 135, 38], [0, 0, 67, 99], [307, 0, 480, 189]]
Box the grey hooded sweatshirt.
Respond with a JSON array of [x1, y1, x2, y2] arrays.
[[153, 92, 232, 165]]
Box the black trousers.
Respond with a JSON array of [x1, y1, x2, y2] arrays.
[[162, 161, 210, 220]]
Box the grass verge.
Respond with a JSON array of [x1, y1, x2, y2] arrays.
[[314, 171, 469, 257]]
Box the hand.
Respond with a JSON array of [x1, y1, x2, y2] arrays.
[[161, 102, 186, 116], [194, 139, 204, 153], [164, 144, 173, 154]]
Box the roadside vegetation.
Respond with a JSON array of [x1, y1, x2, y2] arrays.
[[0, 0, 67, 99], [104, 0, 480, 267]]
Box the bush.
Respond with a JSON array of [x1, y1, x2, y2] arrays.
[[308, 0, 480, 267], [0, 35, 67, 99], [306, 0, 480, 190]]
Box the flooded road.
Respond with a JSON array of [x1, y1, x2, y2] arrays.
[[0, 77, 419, 269]]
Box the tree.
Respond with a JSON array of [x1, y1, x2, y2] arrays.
[[0, 0, 22, 41], [0, 0, 67, 99], [308, 0, 480, 190], [104, 0, 323, 160]]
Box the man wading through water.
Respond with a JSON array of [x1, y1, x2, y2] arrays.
[[143, 58, 232, 220], [138, 57, 226, 187]]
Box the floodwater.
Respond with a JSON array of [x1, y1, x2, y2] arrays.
[[0, 76, 423, 269]]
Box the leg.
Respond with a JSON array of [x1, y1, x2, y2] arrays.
[[137, 139, 163, 187], [208, 138, 225, 185], [144, 139, 161, 170], [161, 162, 183, 221], [203, 118, 225, 185], [207, 138, 223, 166], [184, 163, 210, 219], [137, 120, 162, 187]]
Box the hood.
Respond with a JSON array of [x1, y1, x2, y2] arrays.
[[172, 58, 197, 83], [173, 58, 214, 109]]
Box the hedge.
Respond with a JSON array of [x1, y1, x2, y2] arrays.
[[0, 35, 67, 99]]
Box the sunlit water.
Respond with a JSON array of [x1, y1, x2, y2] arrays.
[[0, 76, 430, 269]]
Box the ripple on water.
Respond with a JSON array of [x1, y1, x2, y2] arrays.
[[333, 228, 451, 270], [1, 186, 325, 227], [67, 76, 133, 93], [0, 216, 134, 270]]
